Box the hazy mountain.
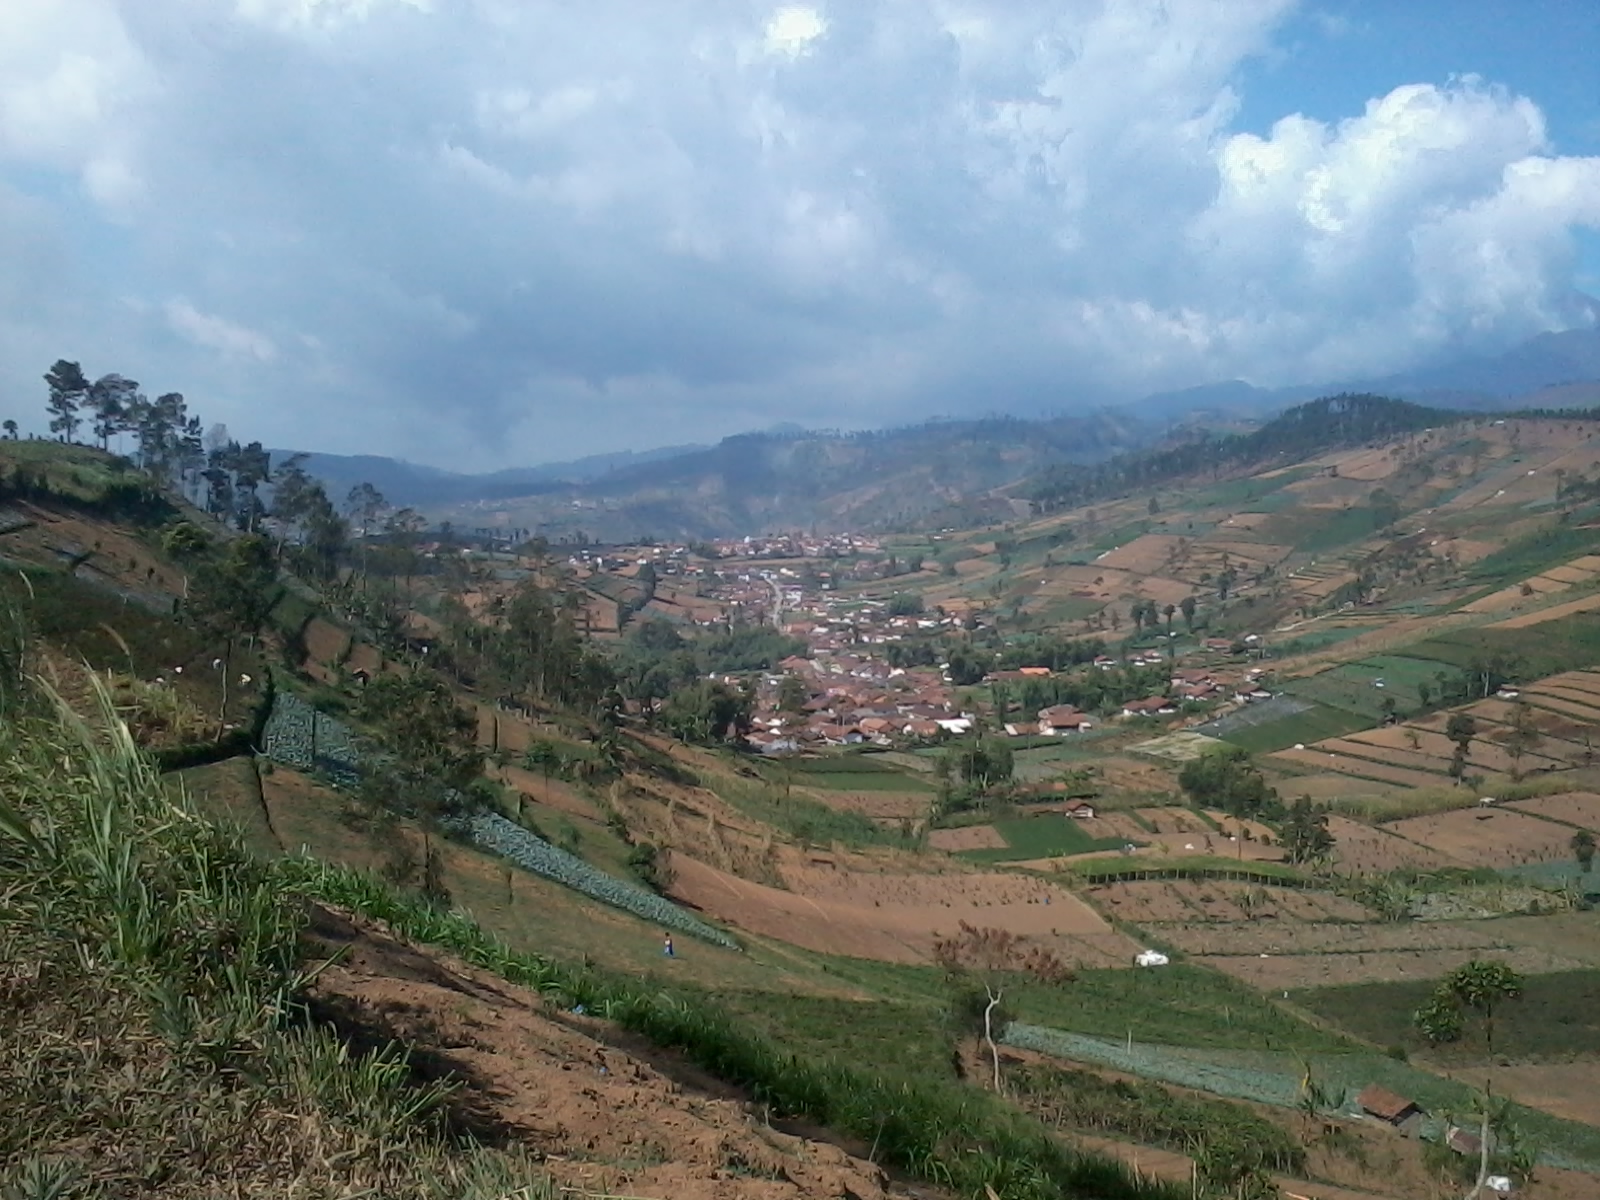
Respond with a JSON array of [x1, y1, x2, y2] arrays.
[[270, 443, 709, 508], [1138, 324, 1600, 421], [426, 410, 1155, 541]]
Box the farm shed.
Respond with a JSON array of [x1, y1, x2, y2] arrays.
[[1064, 800, 1097, 819], [1357, 1085, 1424, 1133]]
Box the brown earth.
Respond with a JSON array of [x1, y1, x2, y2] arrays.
[[303, 906, 903, 1200], [1201, 943, 1586, 990], [490, 763, 606, 822], [926, 824, 1008, 852], [301, 616, 351, 666], [1269, 749, 1451, 790], [1325, 815, 1461, 874], [1387, 807, 1583, 869], [1135, 806, 1212, 834], [669, 854, 1134, 966], [1507, 791, 1600, 831], [1156, 920, 1520, 959], [1484, 1062, 1600, 1128]]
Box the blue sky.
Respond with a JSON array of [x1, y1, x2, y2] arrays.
[[1, 1, 1597, 469]]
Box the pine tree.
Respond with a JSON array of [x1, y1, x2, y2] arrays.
[[43, 360, 89, 443]]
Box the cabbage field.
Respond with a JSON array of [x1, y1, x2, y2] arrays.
[[261, 689, 738, 947]]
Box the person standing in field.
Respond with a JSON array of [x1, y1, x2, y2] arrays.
[[663, 934, 674, 958]]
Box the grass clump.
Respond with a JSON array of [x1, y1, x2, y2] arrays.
[[0, 669, 559, 1199], [1009, 1061, 1306, 1175]]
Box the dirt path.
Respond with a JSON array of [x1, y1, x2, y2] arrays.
[[303, 905, 906, 1200]]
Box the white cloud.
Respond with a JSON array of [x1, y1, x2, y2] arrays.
[[0, 1, 1596, 466], [233, 0, 431, 33], [166, 300, 278, 362], [763, 6, 828, 59]]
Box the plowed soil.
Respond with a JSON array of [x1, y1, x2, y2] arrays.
[[669, 855, 1132, 966], [926, 824, 1007, 851], [1325, 815, 1460, 874], [303, 906, 903, 1200], [1507, 791, 1600, 830], [1387, 807, 1582, 868], [1203, 943, 1585, 990]]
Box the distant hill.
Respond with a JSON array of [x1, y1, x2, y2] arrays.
[[270, 443, 709, 509], [1139, 324, 1600, 421], [424, 410, 1154, 541], [1021, 393, 1457, 513]]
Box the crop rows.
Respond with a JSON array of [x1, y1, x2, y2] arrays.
[[261, 691, 738, 946], [467, 812, 739, 948], [1003, 1023, 1312, 1110], [261, 690, 364, 787]]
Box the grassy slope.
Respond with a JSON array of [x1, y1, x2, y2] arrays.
[[1295, 969, 1600, 1063]]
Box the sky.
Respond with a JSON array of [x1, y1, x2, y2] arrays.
[[1, 0, 1598, 471]]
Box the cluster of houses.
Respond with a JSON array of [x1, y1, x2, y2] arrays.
[[744, 657, 974, 753], [993, 663, 1276, 738], [705, 532, 881, 560]]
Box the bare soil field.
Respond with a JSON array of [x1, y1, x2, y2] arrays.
[[1136, 806, 1212, 834], [1480, 911, 1600, 967], [1507, 791, 1600, 831], [1387, 808, 1582, 869], [0, 502, 188, 600], [304, 907, 897, 1200], [300, 616, 351, 665], [1326, 815, 1461, 874], [1326, 445, 1403, 480], [1520, 691, 1600, 725], [1268, 749, 1448, 790], [1314, 737, 1455, 777], [1094, 534, 1186, 574], [1202, 943, 1584, 990], [670, 855, 1135, 966], [1197, 539, 1293, 568], [1531, 683, 1600, 716], [1097, 756, 1188, 797], [926, 824, 1008, 852], [1357, 721, 1580, 774], [1157, 920, 1515, 959], [1484, 1062, 1600, 1128], [1280, 774, 1393, 802], [1542, 669, 1600, 698], [489, 763, 606, 822], [797, 786, 930, 822], [1086, 880, 1359, 926], [1074, 812, 1149, 841]]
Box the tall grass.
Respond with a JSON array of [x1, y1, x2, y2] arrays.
[[1, 661, 1186, 1199], [0, 675, 561, 1199], [1341, 776, 1573, 823]]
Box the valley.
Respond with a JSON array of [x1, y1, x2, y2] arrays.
[[8, 393, 1600, 1199]]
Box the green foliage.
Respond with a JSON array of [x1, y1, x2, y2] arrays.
[[1178, 744, 1280, 818], [1281, 796, 1334, 865], [1297, 968, 1600, 1063], [1572, 829, 1597, 873], [660, 679, 751, 745], [955, 817, 1128, 863], [0, 679, 559, 1198], [886, 591, 925, 616], [1009, 1061, 1305, 1176], [949, 736, 1015, 789], [625, 841, 675, 894], [719, 777, 904, 849], [617, 621, 805, 706]]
